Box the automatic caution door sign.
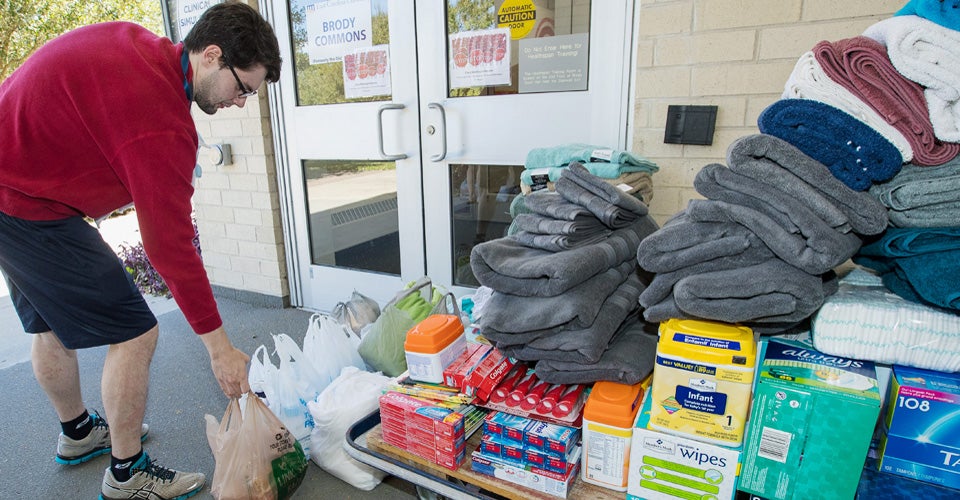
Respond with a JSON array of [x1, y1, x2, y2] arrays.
[[497, 0, 537, 40]]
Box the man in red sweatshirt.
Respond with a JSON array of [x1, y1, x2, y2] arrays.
[[0, 2, 281, 498]]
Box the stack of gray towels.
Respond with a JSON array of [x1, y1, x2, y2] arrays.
[[470, 163, 660, 385], [637, 134, 890, 333]]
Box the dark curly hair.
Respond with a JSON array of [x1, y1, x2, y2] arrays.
[[183, 1, 282, 83]]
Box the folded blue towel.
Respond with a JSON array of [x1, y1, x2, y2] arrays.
[[758, 99, 903, 191], [525, 143, 659, 172], [897, 0, 960, 31], [859, 226, 960, 257]]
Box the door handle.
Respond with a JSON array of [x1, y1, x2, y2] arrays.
[[377, 103, 408, 160], [428, 102, 447, 162]]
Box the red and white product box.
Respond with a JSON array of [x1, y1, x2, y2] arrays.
[[444, 343, 493, 390], [379, 392, 465, 439], [381, 429, 466, 470], [480, 433, 526, 463], [442, 342, 487, 387], [483, 411, 529, 443], [471, 444, 582, 499], [463, 348, 515, 400], [524, 419, 580, 457]]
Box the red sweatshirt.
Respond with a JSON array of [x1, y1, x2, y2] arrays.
[[0, 22, 222, 334]]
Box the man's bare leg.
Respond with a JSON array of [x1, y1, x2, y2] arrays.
[[101, 325, 158, 459], [32, 332, 85, 422]]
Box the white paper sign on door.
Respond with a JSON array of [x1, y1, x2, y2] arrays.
[[343, 45, 392, 98], [305, 0, 373, 65], [449, 28, 512, 90], [176, 0, 223, 41]]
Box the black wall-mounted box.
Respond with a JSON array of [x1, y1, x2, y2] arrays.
[[663, 105, 718, 145]]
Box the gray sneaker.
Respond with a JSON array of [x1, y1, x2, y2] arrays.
[[56, 411, 149, 465], [99, 453, 205, 500]]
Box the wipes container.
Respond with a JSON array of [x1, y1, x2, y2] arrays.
[[581, 380, 645, 491], [404, 314, 466, 383], [649, 319, 756, 446]]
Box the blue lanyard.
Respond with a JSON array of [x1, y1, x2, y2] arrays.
[[181, 47, 193, 103]]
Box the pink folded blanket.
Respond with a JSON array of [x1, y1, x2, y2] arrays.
[[813, 36, 960, 166]]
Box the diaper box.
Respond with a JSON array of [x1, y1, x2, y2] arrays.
[[738, 338, 881, 500], [627, 391, 742, 500], [878, 364, 960, 491]]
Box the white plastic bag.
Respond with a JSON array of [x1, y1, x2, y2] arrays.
[[248, 345, 278, 405], [332, 291, 381, 337], [301, 313, 365, 384], [265, 333, 323, 460], [307, 366, 390, 491]]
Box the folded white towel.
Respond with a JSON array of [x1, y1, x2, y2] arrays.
[[811, 267, 960, 372], [863, 15, 960, 142], [783, 51, 914, 162]]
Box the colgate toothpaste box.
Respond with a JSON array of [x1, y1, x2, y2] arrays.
[[380, 391, 465, 439], [463, 348, 515, 402], [483, 411, 529, 443]]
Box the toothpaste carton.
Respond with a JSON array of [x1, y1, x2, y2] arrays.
[[627, 390, 742, 500], [471, 443, 582, 498], [878, 364, 960, 490], [483, 411, 530, 443], [739, 338, 881, 500]]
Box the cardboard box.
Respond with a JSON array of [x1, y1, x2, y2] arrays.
[[878, 365, 960, 490], [738, 339, 881, 500], [627, 391, 742, 500], [471, 444, 581, 498]]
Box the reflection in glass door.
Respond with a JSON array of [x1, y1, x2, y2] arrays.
[[418, 1, 633, 295], [269, 0, 423, 310], [267, 0, 634, 309]]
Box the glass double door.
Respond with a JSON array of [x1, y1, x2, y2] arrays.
[[269, 0, 635, 311]]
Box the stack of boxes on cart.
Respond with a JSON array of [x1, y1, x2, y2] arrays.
[[374, 302, 960, 499]]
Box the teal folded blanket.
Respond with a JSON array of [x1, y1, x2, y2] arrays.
[[897, 0, 960, 31], [524, 143, 659, 172], [855, 227, 960, 311]]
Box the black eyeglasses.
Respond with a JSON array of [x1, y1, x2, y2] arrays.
[[225, 62, 257, 98]]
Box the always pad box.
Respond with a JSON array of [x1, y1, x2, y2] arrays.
[[879, 364, 960, 491], [738, 338, 881, 500]]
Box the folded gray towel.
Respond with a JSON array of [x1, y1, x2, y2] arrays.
[[493, 273, 644, 364], [556, 162, 649, 229], [639, 239, 775, 309], [642, 295, 811, 335], [671, 259, 839, 324], [511, 230, 613, 252], [728, 134, 888, 235], [512, 212, 608, 236], [695, 162, 852, 234], [522, 190, 594, 221], [636, 212, 774, 273], [533, 316, 659, 385], [685, 199, 862, 275], [869, 160, 960, 228], [471, 218, 658, 297], [509, 211, 612, 252], [480, 260, 636, 336]]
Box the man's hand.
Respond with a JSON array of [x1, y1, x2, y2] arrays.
[[200, 326, 251, 398]]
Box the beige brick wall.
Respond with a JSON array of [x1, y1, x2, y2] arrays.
[[191, 88, 288, 303], [633, 0, 904, 224]]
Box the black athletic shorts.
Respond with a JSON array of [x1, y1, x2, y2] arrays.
[[0, 211, 157, 349]]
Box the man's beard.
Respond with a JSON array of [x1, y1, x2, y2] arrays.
[[192, 76, 219, 115]]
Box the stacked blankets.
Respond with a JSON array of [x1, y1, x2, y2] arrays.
[[870, 156, 960, 227], [865, 14, 960, 142], [471, 163, 660, 385], [854, 226, 960, 312], [518, 143, 658, 204], [637, 134, 888, 331]]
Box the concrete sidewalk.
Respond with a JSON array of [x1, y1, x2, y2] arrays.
[[0, 294, 418, 499], [0, 213, 418, 498]]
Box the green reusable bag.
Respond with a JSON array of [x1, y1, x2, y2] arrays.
[[357, 277, 443, 376]]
